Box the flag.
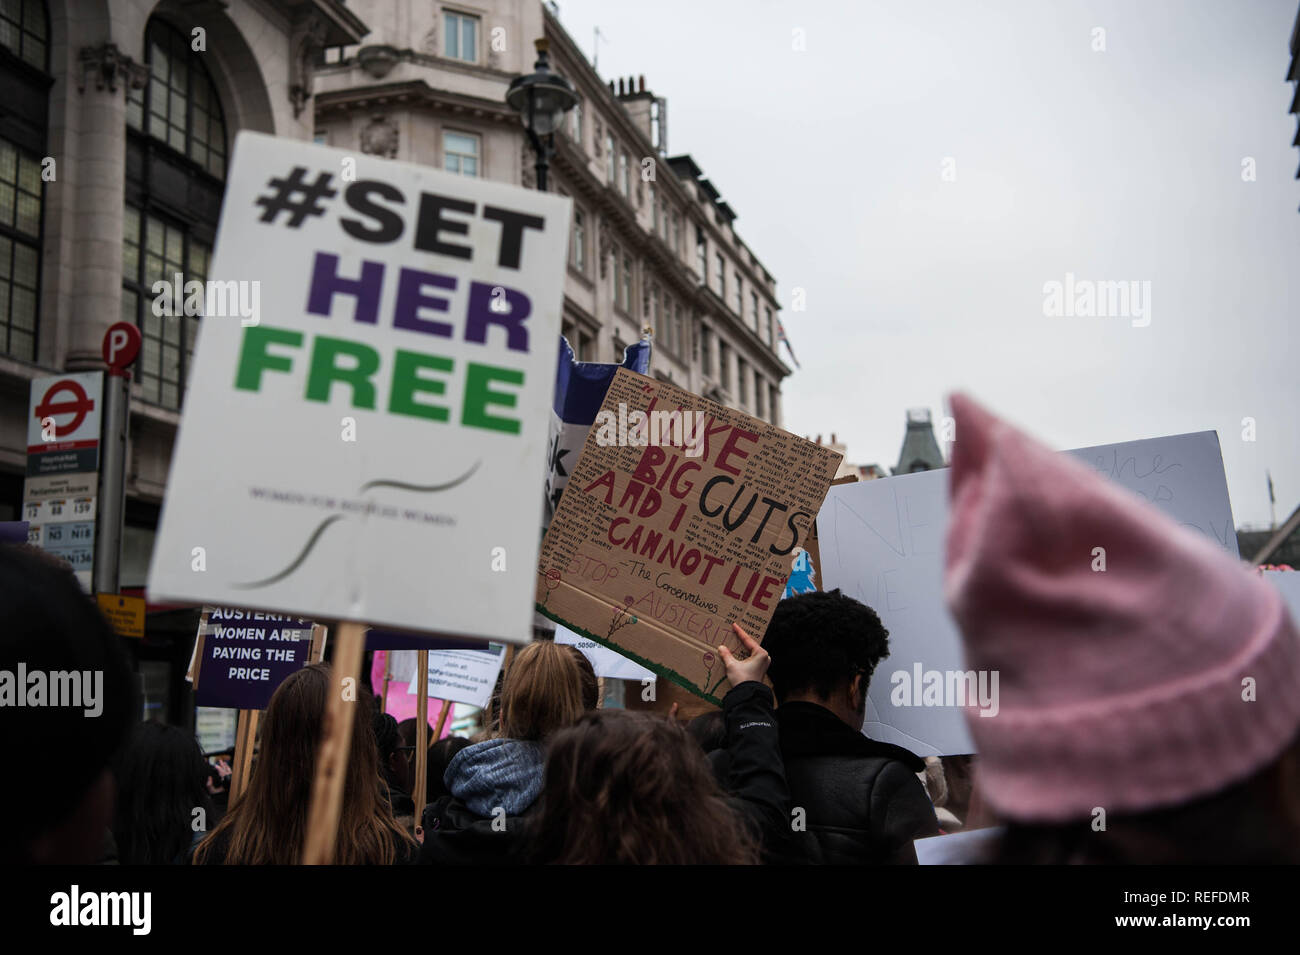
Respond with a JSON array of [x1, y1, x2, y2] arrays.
[[544, 336, 652, 523], [777, 318, 801, 369]]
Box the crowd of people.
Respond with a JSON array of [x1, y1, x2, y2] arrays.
[[4, 396, 1299, 865]]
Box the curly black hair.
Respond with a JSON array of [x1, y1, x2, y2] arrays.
[[761, 589, 890, 703]]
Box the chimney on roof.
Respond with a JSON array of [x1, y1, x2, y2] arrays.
[[639, 75, 645, 92]]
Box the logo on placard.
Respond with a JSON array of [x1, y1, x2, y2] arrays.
[[33, 381, 95, 439], [231, 463, 481, 589]]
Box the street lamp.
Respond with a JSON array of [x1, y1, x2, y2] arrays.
[[506, 38, 577, 192]]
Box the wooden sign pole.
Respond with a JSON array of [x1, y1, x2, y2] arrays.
[[229, 708, 259, 802], [433, 697, 453, 741], [308, 623, 327, 664], [412, 650, 429, 827], [380, 650, 393, 713], [301, 620, 366, 865]]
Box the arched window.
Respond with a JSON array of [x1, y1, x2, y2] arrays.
[[122, 18, 227, 409], [0, 0, 49, 362]]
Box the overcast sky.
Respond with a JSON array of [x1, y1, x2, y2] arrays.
[[555, 0, 1300, 529]]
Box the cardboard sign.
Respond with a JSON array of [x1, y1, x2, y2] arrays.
[[96, 593, 145, 639], [408, 644, 507, 709], [555, 624, 656, 680], [536, 369, 841, 703], [817, 430, 1239, 756], [195, 609, 315, 709], [147, 132, 570, 644]]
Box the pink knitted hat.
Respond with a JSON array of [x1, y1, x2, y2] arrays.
[[944, 393, 1300, 823]]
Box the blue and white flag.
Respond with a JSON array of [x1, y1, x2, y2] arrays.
[[544, 336, 651, 524]]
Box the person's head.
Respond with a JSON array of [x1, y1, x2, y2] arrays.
[[532, 710, 758, 864], [686, 710, 727, 754], [427, 735, 472, 800], [193, 664, 412, 864], [113, 721, 214, 864], [560, 644, 599, 710], [498, 641, 585, 741], [0, 544, 136, 864], [761, 589, 890, 727], [373, 710, 412, 795], [944, 393, 1300, 863]]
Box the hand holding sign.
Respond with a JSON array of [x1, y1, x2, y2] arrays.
[[719, 623, 769, 686]]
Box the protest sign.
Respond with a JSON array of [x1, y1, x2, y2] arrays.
[[555, 624, 656, 680], [536, 368, 841, 703], [408, 644, 506, 709], [817, 429, 1238, 756], [194, 608, 315, 710], [147, 131, 570, 645]]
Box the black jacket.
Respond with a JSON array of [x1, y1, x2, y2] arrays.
[[713, 701, 938, 864], [419, 796, 533, 865], [715, 681, 791, 855]]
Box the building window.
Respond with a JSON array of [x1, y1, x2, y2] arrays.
[[127, 19, 227, 178], [769, 384, 779, 425], [715, 252, 725, 298], [621, 251, 633, 311], [738, 358, 749, 406], [734, 273, 743, 314], [719, 340, 731, 390], [755, 376, 766, 419], [751, 291, 759, 331], [0, 0, 47, 69], [122, 204, 210, 409], [444, 10, 478, 63], [443, 130, 479, 176], [122, 17, 227, 409], [605, 133, 616, 183], [650, 186, 658, 232], [0, 141, 41, 361], [569, 99, 582, 145], [673, 302, 685, 357], [651, 284, 661, 346], [765, 306, 774, 346], [618, 152, 629, 198], [696, 226, 706, 280], [570, 206, 586, 273], [671, 210, 681, 253]]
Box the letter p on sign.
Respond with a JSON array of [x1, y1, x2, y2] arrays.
[[103, 321, 142, 376]]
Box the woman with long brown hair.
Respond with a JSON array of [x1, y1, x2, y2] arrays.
[[193, 664, 416, 865], [528, 625, 790, 864]]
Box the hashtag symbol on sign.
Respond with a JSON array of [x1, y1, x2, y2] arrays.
[[254, 166, 338, 227]]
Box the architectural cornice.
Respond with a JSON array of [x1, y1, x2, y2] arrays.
[[314, 79, 517, 124]]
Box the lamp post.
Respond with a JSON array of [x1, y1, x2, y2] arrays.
[[506, 38, 577, 192]]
